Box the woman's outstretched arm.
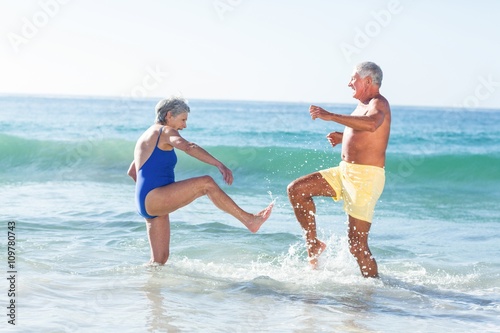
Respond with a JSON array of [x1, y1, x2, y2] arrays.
[[167, 129, 233, 185]]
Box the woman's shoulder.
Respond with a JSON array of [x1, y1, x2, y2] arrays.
[[159, 125, 184, 150], [161, 125, 181, 137], [140, 125, 161, 140]]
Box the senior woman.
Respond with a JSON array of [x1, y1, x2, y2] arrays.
[[127, 97, 273, 265]]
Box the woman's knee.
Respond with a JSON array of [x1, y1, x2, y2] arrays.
[[198, 175, 218, 193], [199, 175, 215, 183]]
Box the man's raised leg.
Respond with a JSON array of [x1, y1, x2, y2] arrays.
[[287, 172, 335, 268]]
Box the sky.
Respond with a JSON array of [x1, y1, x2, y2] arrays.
[[1, 0, 500, 109]]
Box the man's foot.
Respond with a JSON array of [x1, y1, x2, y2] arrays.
[[245, 201, 274, 233], [307, 239, 327, 269]]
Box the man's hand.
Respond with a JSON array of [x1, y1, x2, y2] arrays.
[[326, 131, 343, 148], [309, 105, 330, 120]]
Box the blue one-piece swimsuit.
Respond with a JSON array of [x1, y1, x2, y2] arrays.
[[135, 127, 177, 219]]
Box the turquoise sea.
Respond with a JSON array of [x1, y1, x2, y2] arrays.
[[1, 95, 499, 332]]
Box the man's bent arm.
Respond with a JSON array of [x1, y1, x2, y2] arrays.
[[310, 104, 385, 132], [328, 113, 381, 132]]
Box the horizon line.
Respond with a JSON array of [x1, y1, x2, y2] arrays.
[[0, 91, 499, 112]]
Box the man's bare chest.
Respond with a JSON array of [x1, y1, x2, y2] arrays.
[[352, 105, 369, 116]]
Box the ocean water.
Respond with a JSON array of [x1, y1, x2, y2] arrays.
[[1, 95, 499, 332]]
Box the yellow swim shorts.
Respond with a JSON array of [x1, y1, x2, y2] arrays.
[[319, 161, 385, 223]]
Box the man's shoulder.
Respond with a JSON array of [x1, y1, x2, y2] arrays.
[[370, 94, 390, 112]]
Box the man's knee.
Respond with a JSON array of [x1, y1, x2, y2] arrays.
[[348, 237, 370, 258], [286, 181, 294, 197], [348, 241, 360, 257], [287, 180, 301, 199]]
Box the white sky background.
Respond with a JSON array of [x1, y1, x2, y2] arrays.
[[1, 0, 499, 109]]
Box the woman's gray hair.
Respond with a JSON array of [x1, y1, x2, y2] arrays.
[[155, 97, 190, 124], [355, 62, 383, 87]]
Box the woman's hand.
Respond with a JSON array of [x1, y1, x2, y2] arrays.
[[218, 164, 234, 185]]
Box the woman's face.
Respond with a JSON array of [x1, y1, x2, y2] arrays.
[[167, 112, 188, 130]]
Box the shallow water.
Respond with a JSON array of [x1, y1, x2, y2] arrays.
[[1, 95, 499, 332]]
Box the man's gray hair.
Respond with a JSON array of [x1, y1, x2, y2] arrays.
[[355, 62, 383, 87], [155, 97, 190, 124]]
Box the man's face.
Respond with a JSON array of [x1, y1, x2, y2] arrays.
[[348, 72, 367, 100]]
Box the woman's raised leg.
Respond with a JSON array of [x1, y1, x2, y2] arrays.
[[146, 176, 273, 233]]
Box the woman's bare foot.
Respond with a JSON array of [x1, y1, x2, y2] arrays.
[[307, 239, 327, 269], [244, 202, 274, 233]]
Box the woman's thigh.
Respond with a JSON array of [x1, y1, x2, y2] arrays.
[[145, 176, 214, 217]]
